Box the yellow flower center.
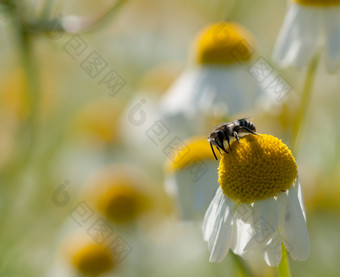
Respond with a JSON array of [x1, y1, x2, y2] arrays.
[[97, 184, 146, 223], [194, 22, 254, 65], [292, 0, 340, 6], [165, 137, 215, 172], [218, 134, 297, 203], [71, 242, 114, 276], [72, 100, 122, 143]]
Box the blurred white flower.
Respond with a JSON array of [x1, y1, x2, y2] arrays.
[[202, 134, 309, 267], [119, 64, 182, 166], [273, 0, 340, 73], [160, 22, 269, 138], [164, 137, 219, 221]]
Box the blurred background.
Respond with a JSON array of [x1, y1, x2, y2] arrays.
[[0, 0, 340, 276]]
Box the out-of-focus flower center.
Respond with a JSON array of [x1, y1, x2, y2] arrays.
[[70, 242, 114, 276], [293, 0, 340, 6], [165, 137, 215, 172], [194, 22, 254, 65], [97, 184, 145, 223], [218, 134, 297, 203]]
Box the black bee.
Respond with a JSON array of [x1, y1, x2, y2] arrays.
[[208, 118, 261, 160]]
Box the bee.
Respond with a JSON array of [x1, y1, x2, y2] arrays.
[[208, 118, 261, 160]]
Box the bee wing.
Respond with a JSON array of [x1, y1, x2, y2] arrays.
[[211, 121, 228, 130], [236, 117, 253, 122]]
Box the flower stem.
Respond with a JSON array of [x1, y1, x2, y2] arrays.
[[18, 24, 39, 165], [278, 245, 291, 277], [290, 56, 319, 156], [1, 2, 40, 179]]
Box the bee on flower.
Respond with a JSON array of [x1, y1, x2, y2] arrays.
[[273, 0, 340, 72], [202, 133, 309, 266]]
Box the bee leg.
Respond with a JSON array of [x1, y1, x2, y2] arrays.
[[241, 127, 262, 137], [226, 136, 232, 151], [234, 132, 240, 144], [210, 141, 218, 160], [216, 140, 229, 154]]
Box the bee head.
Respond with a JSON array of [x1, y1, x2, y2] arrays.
[[208, 130, 225, 148]]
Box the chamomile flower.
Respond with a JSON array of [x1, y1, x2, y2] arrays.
[[273, 0, 340, 72], [85, 165, 151, 224], [164, 137, 219, 220], [66, 234, 115, 277], [202, 134, 309, 267], [160, 22, 267, 137]]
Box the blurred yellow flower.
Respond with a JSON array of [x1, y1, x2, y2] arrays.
[[164, 137, 219, 220], [0, 68, 58, 121], [86, 165, 151, 224], [0, 68, 29, 121], [273, 0, 340, 72], [165, 137, 215, 172], [203, 134, 309, 266], [195, 22, 254, 65], [67, 236, 115, 276], [71, 99, 124, 143], [97, 184, 148, 224]]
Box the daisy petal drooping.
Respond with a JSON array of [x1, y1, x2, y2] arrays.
[[202, 134, 310, 267], [273, 0, 340, 73]]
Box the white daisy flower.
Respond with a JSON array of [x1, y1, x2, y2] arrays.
[[202, 134, 309, 267], [160, 22, 268, 138], [48, 232, 116, 277], [164, 137, 219, 221], [273, 0, 340, 73]]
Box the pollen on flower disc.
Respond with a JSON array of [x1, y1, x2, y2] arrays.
[[194, 22, 254, 65], [218, 134, 297, 203]]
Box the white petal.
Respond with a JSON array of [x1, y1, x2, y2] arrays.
[[323, 7, 340, 73], [273, 3, 322, 68], [202, 187, 224, 242], [295, 176, 306, 221], [230, 204, 254, 256], [170, 161, 219, 221], [209, 197, 233, 262], [278, 186, 310, 261], [264, 232, 282, 267], [160, 69, 197, 115], [164, 175, 178, 197], [161, 65, 264, 118], [244, 198, 279, 250], [272, 3, 301, 65]]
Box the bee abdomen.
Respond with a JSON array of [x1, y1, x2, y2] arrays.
[[240, 120, 256, 132]]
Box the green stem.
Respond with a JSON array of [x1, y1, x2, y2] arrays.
[[230, 252, 254, 277], [20, 28, 39, 163], [290, 56, 319, 156], [278, 245, 291, 277], [7, 3, 40, 171]]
